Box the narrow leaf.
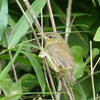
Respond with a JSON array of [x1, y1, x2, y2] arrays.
[[21, 51, 45, 93], [0, 0, 8, 41], [94, 27, 100, 41], [0, 46, 21, 81], [8, 0, 46, 48]]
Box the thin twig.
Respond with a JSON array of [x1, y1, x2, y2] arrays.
[[16, 0, 41, 51], [5, 34, 22, 100], [10, 63, 20, 71], [93, 57, 100, 70], [65, 0, 72, 42], [39, 51, 75, 99], [40, 8, 57, 99], [90, 41, 96, 100], [40, 9, 44, 51], [70, 15, 76, 27], [23, 0, 43, 33], [80, 70, 100, 83], [46, 0, 57, 32], [39, 52, 57, 99], [43, 59, 55, 100], [56, 80, 62, 100], [40, 9, 43, 31], [45, 59, 57, 99], [5, 34, 18, 82], [60, 77, 73, 100], [80, 58, 100, 83], [40, 8, 55, 99], [19, 0, 56, 99]]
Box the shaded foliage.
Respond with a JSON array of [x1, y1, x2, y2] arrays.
[[0, 0, 100, 99]]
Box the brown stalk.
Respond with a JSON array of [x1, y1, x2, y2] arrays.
[[65, 0, 72, 42], [46, 0, 57, 32]]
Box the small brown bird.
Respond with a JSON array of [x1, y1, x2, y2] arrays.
[[43, 32, 75, 84]]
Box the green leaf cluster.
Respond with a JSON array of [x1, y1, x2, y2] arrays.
[[0, 0, 100, 99]]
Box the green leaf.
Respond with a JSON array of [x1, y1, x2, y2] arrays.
[[0, 54, 31, 66], [74, 63, 85, 80], [71, 46, 84, 63], [85, 48, 100, 65], [74, 82, 87, 100], [81, 79, 92, 98], [74, 9, 98, 31], [0, 76, 14, 95], [91, 0, 96, 6], [71, 46, 85, 79], [98, 0, 100, 6], [0, 76, 22, 100], [8, 0, 46, 48], [92, 48, 100, 55], [51, 0, 66, 24], [21, 51, 45, 93], [69, 33, 89, 56], [8, 81, 22, 100], [20, 74, 38, 92], [8, 15, 16, 28], [0, 0, 8, 41], [0, 45, 21, 81], [93, 27, 100, 41]]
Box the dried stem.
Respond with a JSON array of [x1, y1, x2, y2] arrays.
[[16, 0, 41, 51], [56, 80, 62, 100], [40, 7, 56, 99], [17, 0, 57, 99], [65, 0, 72, 42], [46, 0, 57, 32], [40, 9, 55, 99], [90, 41, 96, 100], [5, 34, 18, 82], [43, 59, 55, 100], [56, 79, 62, 100], [45, 59, 57, 99], [80, 69, 100, 83], [60, 77, 74, 100], [40, 9, 44, 51], [93, 57, 100, 70], [23, 0, 43, 33]]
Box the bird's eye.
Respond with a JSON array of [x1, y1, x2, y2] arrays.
[[48, 36, 53, 38]]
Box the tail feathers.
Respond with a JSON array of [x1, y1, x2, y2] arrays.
[[67, 69, 76, 85], [68, 74, 76, 85]]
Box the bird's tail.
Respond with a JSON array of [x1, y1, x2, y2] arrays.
[[66, 69, 76, 86]]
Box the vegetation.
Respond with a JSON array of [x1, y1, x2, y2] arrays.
[[0, 0, 100, 100]]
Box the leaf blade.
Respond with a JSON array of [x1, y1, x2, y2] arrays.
[[21, 51, 45, 93], [8, 0, 46, 48]]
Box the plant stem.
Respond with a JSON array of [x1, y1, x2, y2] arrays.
[[16, 0, 42, 51], [43, 59, 55, 100], [5, 34, 18, 82], [65, 0, 72, 42], [56, 80, 62, 100], [90, 41, 96, 100], [23, 0, 43, 33], [46, 0, 57, 32], [45, 58, 57, 99], [60, 77, 74, 100]]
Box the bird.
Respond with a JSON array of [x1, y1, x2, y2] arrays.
[[43, 32, 75, 84]]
